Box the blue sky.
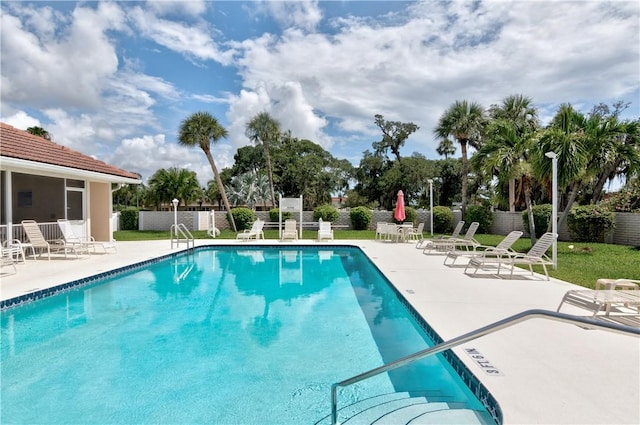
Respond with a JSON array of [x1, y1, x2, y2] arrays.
[[1, 1, 639, 186]]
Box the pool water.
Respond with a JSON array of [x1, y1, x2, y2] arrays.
[[1, 247, 495, 424]]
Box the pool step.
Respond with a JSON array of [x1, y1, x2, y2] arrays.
[[315, 392, 488, 425]]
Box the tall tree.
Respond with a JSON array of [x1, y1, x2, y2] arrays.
[[436, 138, 456, 159], [245, 112, 281, 207], [373, 114, 419, 163], [488, 94, 540, 212], [178, 111, 237, 231], [434, 100, 486, 218], [26, 126, 52, 140]]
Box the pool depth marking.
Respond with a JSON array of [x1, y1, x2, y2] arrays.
[[463, 348, 503, 376]]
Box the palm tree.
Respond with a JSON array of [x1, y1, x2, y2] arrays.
[[476, 120, 539, 244], [245, 112, 281, 207], [147, 167, 202, 208], [434, 100, 486, 217], [178, 111, 237, 232], [436, 138, 456, 159], [488, 94, 540, 212]]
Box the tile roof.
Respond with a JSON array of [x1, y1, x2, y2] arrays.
[[0, 122, 139, 180]]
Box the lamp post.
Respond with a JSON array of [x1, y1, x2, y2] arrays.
[[545, 152, 558, 270], [428, 179, 434, 236], [172, 198, 179, 229]]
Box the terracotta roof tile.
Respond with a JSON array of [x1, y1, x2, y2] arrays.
[[0, 122, 139, 180]]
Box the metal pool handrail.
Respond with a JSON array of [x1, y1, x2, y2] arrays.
[[330, 309, 640, 425]]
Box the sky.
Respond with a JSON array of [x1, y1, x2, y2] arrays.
[[1, 0, 639, 187]]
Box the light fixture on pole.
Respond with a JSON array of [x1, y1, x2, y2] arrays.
[[545, 152, 558, 270], [428, 179, 434, 236], [172, 198, 179, 229]]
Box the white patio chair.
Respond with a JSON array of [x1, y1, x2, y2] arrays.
[[444, 230, 523, 265], [281, 219, 298, 241], [416, 220, 465, 249], [317, 219, 334, 241], [236, 220, 265, 241], [58, 219, 117, 254]]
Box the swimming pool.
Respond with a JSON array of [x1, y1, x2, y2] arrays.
[[1, 246, 499, 424]]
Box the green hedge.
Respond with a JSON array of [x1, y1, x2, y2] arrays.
[[313, 204, 339, 222], [350, 206, 372, 230], [568, 205, 615, 242], [269, 208, 292, 221], [465, 205, 493, 233], [230, 207, 255, 231], [432, 206, 453, 233], [120, 207, 139, 230]]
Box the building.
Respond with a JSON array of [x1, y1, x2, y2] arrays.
[[0, 123, 140, 241]]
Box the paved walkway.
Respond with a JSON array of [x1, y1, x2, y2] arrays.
[[1, 239, 638, 424]]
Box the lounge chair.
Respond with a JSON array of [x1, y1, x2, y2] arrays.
[[21, 220, 86, 259], [58, 219, 117, 253], [465, 232, 557, 280], [405, 222, 425, 241], [557, 289, 640, 318], [236, 220, 265, 241], [595, 278, 640, 290], [422, 222, 480, 254], [444, 230, 523, 266], [416, 220, 465, 249], [317, 219, 334, 241], [281, 219, 298, 241]]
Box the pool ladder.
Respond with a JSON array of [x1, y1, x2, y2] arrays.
[[329, 309, 640, 425], [171, 223, 194, 249]]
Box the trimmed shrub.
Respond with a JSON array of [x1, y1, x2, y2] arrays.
[[567, 204, 615, 242], [269, 208, 292, 221], [394, 206, 417, 224], [350, 206, 372, 230], [231, 207, 255, 231], [521, 204, 552, 238], [465, 205, 493, 233], [432, 206, 453, 234], [313, 204, 339, 222], [120, 207, 139, 230]]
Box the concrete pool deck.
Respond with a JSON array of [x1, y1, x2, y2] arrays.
[[1, 239, 638, 424]]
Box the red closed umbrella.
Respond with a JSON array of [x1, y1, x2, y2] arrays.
[[394, 190, 406, 223]]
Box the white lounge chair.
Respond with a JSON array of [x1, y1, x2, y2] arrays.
[[444, 230, 523, 265], [416, 220, 465, 249], [557, 289, 640, 318], [236, 220, 265, 241], [21, 220, 86, 259], [317, 219, 334, 241], [422, 222, 480, 254], [465, 232, 557, 280], [281, 219, 298, 241], [58, 219, 116, 253]]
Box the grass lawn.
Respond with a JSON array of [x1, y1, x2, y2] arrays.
[[114, 230, 639, 289]]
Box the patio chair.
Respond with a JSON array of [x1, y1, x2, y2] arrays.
[[236, 220, 265, 241], [1, 246, 18, 275], [405, 222, 425, 242], [317, 219, 334, 241], [557, 289, 640, 318], [382, 223, 402, 242], [416, 220, 465, 249], [465, 232, 557, 280], [375, 222, 389, 240], [422, 222, 480, 254], [444, 230, 523, 266], [58, 219, 117, 254], [281, 219, 299, 241], [21, 220, 86, 259], [2, 239, 27, 264]]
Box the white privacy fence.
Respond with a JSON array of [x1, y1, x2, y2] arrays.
[[135, 210, 639, 246]]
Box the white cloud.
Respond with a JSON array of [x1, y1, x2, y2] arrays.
[[227, 0, 639, 159], [256, 0, 323, 32], [1, 111, 41, 131], [129, 6, 235, 65], [145, 0, 206, 18]]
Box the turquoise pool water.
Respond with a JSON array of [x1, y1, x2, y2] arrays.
[[1, 246, 496, 424]]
